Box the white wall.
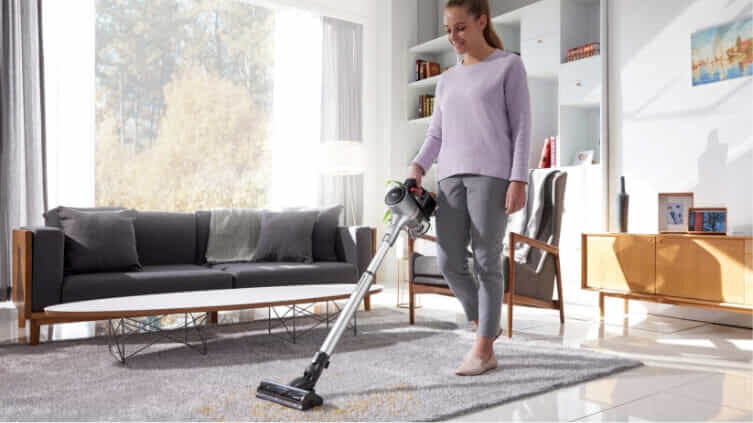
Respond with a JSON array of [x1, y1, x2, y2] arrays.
[[608, 0, 753, 327]]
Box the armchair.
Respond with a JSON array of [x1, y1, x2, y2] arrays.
[[408, 169, 568, 337]]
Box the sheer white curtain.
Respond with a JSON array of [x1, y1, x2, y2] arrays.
[[269, 9, 323, 209], [318, 16, 364, 225], [41, 0, 95, 208]]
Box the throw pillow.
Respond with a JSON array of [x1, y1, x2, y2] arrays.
[[44, 206, 125, 228], [252, 209, 319, 263], [312, 204, 344, 261], [57, 207, 142, 273]]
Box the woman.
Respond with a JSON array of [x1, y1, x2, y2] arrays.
[[410, 0, 531, 376]]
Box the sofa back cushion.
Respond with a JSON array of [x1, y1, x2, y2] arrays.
[[134, 211, 197, 265]]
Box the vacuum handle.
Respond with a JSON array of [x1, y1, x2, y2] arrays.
[[404, 178, 436, 220]]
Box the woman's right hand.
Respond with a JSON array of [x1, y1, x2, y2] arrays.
[[409, 163, 425, 195]]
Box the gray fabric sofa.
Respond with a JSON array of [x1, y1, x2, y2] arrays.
[[12, 209, 375, 345]]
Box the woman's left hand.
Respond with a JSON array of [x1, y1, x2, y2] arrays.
[[505, 181, 527, 215]]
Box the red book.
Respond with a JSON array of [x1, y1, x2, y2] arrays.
[[693, 212, 703, 231]]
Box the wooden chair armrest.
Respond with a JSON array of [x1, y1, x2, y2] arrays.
[[407, 234, 437, 256], [509, 232, 559, 255]]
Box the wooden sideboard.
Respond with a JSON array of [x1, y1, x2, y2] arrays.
[[582, 233, 753, 317]]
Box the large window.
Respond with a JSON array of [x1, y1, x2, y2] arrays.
[[94, 0, 276, 211]]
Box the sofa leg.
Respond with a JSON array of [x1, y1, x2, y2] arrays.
[[208, 311, 218, 324], [17, 311, 25, 329], [29, 320, 40, 345], [363, 295, 371, 311]]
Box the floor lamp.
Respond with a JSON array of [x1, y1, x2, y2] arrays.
[[319, 140, 365, 226]]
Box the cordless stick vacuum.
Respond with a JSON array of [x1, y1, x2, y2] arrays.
[[256, 178, 437, 411]]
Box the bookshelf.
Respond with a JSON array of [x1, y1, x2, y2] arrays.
[[405, 0, 608, 300]]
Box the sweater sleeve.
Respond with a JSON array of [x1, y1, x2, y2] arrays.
[[504, 55, 532, 184], [412, 80, 442, 174]]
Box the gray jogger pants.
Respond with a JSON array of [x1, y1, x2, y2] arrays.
[[435, 174, 509, 338]]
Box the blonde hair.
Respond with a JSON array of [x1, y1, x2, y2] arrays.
[[445, 0, 504, 50]]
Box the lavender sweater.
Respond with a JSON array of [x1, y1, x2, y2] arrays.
[[412, 49, 532, 184]]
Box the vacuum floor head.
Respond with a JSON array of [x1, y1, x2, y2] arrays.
[[256, 380, 323, 411]]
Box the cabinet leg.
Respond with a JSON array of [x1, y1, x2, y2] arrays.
[[29, 320, 40, 345], [208, 311, 218, 324], [598, 292, 605, 320], [17, 311, 25, 328], [623, 298, 629, 315], [364, 295, 371, 311]]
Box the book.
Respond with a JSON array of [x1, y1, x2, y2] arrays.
[[418, 94, 424, 117], [554, 135, 560, 167], [538, 137, 552, 168], [428, 62, 440, 77]]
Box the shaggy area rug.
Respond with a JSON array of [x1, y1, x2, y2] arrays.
[[0, 307, 642, 421]]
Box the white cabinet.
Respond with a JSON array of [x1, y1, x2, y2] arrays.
[[521, 0, 560, 42], [559, 55, 601, 106], [520, 0, 560, 79], [521, 35, 560, 79]]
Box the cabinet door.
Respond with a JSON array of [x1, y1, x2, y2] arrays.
[[656, 237, 746, 304], [584, 234, 655, 294], [521, 34, 560, 79], [559, 56, 601, 106], [521, 0, 560, 42]]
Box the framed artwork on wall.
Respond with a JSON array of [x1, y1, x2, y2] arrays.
[[658, 193, 694, 233], [692, 17, 753, 86], [688, 207, 727, 235]]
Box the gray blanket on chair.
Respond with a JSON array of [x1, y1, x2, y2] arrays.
[[205, 208, 261, 264], [502, 169, 558, 264]]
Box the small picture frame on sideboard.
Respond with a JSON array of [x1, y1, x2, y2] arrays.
[[688, 207, 727, 235], [658, 192, 694, 233]]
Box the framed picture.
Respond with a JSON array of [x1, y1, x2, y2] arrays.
[[688, 207, 727, 235], [658, 193, 694, 233], [574, 149, 595, 165], [692, 17, 752, 86]]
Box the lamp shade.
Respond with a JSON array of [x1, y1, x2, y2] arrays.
[[319, 140, 366, 175]]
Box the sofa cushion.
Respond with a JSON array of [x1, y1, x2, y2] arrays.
[[312, 204, 344, 262], [134, 211, 197, 265], [413, 255, 441, 277], [211, 262, 358, 288], [61, 264, 233, 303], [57, 207, 142, 274], [252, 209, 319, 263], [413, 275, 449, 287], [412, 254, 474, 278]]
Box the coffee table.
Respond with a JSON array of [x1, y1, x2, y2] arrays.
[[45, 284, 383, 363]]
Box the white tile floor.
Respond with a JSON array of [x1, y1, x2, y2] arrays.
[[2, 289, 752, 422]]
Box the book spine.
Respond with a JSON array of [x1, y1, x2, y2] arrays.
[[419, 94, 424, 118], [415, 60, 422, 81], [429, 62, 440, 77], [555, 136, 560, 167]]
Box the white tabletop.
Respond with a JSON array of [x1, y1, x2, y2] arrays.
[[45, 284, 383, 316]]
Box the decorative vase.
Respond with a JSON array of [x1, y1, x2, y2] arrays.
[[618, 176, 629, 232]]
